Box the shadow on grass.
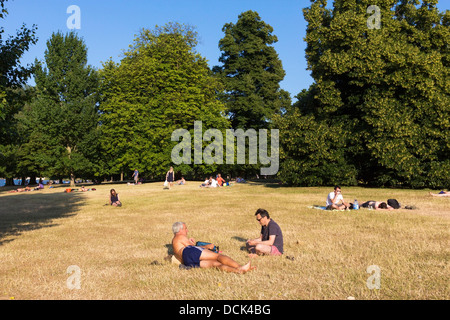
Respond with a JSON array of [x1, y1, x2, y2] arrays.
[[246, 180, 287, 189], [0, 191, 84, 246], [164, 243, 174, 255]]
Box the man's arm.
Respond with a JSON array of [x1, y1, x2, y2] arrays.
[[257, 235, 276, 246], [247, 234, 275, 246]]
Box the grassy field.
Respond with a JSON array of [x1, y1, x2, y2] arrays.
[[0, 181, 448, 300]]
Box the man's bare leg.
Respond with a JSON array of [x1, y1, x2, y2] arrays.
[[255, 244, 272, 255], [200, 250, 253, 273]]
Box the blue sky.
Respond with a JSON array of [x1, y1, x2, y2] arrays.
[[2, 0, 312, 101], [3, 1, 448, 102]]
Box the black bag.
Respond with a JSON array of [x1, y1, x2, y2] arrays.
[[387, 199, 401, 209]]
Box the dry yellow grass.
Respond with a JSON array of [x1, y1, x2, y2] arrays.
[[0, 181, 448, 300]]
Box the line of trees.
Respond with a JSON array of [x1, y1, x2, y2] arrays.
[[1, 2, 448, 188]]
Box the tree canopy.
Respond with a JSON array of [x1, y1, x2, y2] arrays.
[[99, 23, 229, 180], [214, 10, 291, 130], [275, 0, 449, 188], [22, 31, 100, 186]]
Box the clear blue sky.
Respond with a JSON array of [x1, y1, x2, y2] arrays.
[[2, 0, 312, 101], [3, 1, 448, 102]]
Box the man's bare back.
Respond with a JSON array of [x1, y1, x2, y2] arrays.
[[172, 233, 195, 264]]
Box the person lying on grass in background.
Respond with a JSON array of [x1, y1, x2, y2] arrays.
[[361, 201, 394, 210], [429, 191, 450, 197], [9, 186, 31, 193], [172, 222, 254, 274]]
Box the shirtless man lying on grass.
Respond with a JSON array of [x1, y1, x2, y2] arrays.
[[172, 222, 254, 274], [429, 191, 450, 197]]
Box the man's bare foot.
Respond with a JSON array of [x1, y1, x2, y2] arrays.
[[238, 262, 253, 274]]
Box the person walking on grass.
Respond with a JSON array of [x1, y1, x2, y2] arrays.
[[166, 167, 175, 189], [132, 169, 139, 185], [246, 208, 284, 257], [172, 222, 254, 274]]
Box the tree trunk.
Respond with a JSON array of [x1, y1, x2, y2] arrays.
[[70, 172, 75, 187], [5, 177, 14, 186], [29, 174, 37, 185]]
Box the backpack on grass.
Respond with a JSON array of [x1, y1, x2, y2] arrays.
[[387, 199, 401, 209]]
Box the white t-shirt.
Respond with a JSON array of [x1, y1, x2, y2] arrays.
[[326, 191, 343, 206], [210, 179, 218, 188]]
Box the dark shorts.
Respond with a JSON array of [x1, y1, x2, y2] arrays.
[[182, 246, 204, 268]]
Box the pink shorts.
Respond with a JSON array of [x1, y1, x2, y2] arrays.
[[270, 246, 282, 256]]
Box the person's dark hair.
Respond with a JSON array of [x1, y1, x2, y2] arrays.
[[255, 208, 270, 219], [110, 189, 116, 195], [334, 185, 341, 190], [379, 202, 388, 209]]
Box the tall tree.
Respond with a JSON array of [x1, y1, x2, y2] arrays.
[[214, 10, 291, 130], [0, 0, 38, 184], [99, 23, 229, 180], [276, 0, 449, 188], [26, 31, 100, 186]]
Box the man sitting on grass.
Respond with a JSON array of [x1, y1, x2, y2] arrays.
[[246, 208, 284, 257], [172, 222, 253, 274], [326, 185, 350, 210]]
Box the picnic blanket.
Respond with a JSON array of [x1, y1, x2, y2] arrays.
[[308, 205, 328, 210]]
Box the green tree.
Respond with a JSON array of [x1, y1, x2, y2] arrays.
[[0, 0, 38, 184], [278, 0, 449, 188], [26, 31, 100, 186], [99, 23, 229, 180], [214, 10, 291, 130]]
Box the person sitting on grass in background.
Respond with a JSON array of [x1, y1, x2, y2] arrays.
[[216, 174, 225, 187], [172, 222, 254, 273], [246, 208, 283, 257], [34, 180, 45, 191], [109, 189, 122, 207], [209, 176, 218, 188], [199, 177, 210, 188], [326, 186, 350, 210], [176, 177, 186, 185]]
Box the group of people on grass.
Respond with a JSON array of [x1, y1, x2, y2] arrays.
[[326, 185, 401, 211], [325, 185, 449, 211], [199, 173, 228, 188], [171, 208, 283, 274]]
